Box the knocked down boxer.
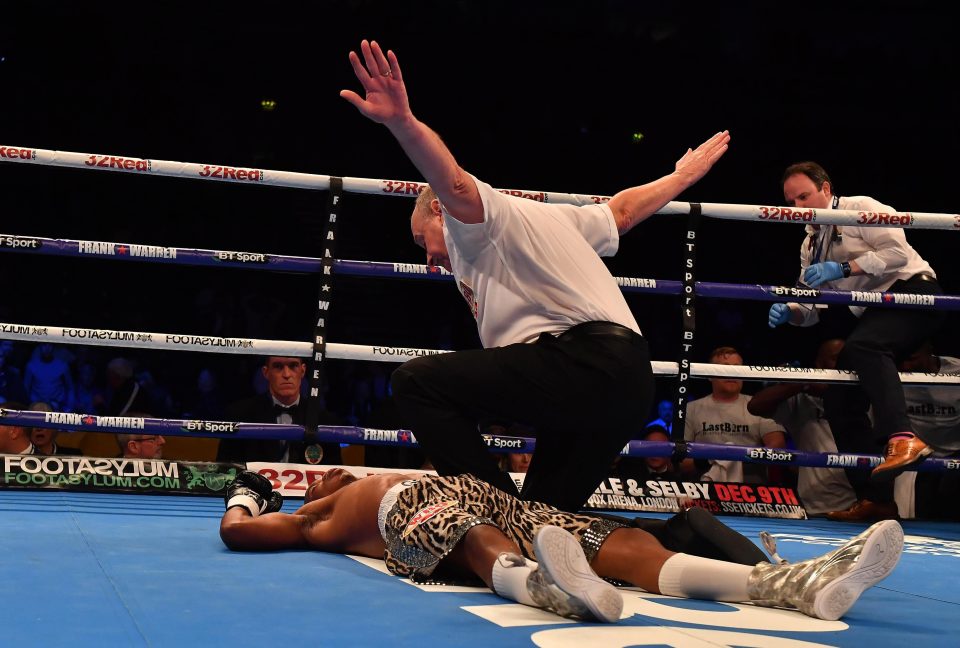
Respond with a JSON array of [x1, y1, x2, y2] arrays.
[[220, 470, 903, 623]]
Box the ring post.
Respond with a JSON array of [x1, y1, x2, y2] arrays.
[[672, 203, 702, 459], [305, 177, 344, 452]]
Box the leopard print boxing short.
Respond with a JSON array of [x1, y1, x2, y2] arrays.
[[383, 474, 625, 583]]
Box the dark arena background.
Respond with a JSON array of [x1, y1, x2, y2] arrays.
[[1, 2, 958, 646]]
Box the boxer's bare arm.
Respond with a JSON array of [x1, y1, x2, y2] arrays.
[[220, 507, 311, 551], [299, 473, 420, 556], [221, 472, 418, 555]]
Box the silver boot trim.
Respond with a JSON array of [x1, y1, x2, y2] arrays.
[[580, 518, 628, 563], [759, 531, 789, 564], [748, 520, 904, 620]]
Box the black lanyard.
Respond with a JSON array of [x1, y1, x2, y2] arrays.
[[811, 227, 831, 265], [810, 195, 842, 264]]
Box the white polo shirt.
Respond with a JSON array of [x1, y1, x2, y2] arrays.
[[793, 195, 936, 324], [442, 177, 640, 348]]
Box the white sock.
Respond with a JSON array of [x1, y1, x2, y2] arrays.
[[657, 553, 754, 602], [491, 553, 538, 606]]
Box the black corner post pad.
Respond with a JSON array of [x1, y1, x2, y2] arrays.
[[305, 176, 344, 444], [670, 202, 701, 440]]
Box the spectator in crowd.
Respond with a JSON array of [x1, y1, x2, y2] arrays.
[[899, 341, 960, 456], [500, 452, 533, 473], [646, 400, 674, 435], [682, 347, 786, 483], [341, 366, 376, 426], [484, 421, 534, 474], [894, 342, 960, 520], [73, 363, 107, 415], [117, 411, 167, 459], [136, 369, 176, 418], [105, 357, 151, 416], [640, 425, 679, 478], [747, 340, 859, 518], [24, 343, 74, 412], [27, 401, 81, 456], [218, 356, 342, 465], [0, 402, 35, 455], [117, 430, 166, 459], [0, 347, 28, 404], [184, 368, 225, 421], [614, 425, 679, 483]]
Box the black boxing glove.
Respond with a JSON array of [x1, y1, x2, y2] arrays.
[[264, 490, 284, 515], [225, 471, 284, 517]]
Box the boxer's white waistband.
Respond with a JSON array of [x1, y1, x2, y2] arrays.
[[379, 480, 417, 541]]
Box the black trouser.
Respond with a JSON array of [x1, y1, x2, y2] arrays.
[[824, 274, 945, 503], [917, 469, 960, 521], [391, 322, 654, 513]]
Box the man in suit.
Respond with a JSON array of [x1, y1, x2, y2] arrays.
[[217, 356, 341, 465], [28, 401, 81, 455], [0, 401, 36, 455], [117, 431, 165, 459]]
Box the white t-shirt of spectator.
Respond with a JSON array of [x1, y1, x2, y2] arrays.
[[903, 355, 960, 455], [773, 393, 857, 516], [441, 176, 640, 349], [684, 393, 782, 484]]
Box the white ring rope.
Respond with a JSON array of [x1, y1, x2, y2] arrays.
[[0, 321, 956, 386], [677, 202, 960, 230], [673, 361, 960, 386], [3, 145, 959, 230], [0, 322, 443, 361]]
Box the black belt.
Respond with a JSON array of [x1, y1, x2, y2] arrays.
[[557, 321, 640, 343], [910, 273, 939, 285]]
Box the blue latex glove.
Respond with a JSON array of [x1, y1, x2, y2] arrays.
[[768, 303, 791, 328], [803, 261, 844, 287]]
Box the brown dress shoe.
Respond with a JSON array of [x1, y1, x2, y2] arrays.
[[826, 499, 899, 522], [871, 435, 933, 483]]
